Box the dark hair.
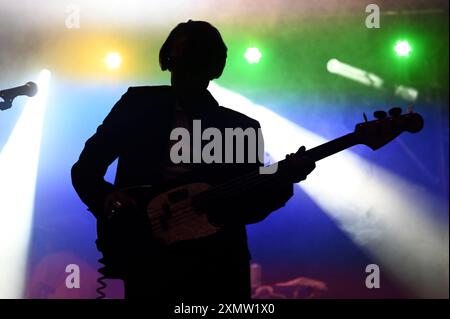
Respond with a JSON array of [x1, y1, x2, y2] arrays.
[[159, 20, 227, 80]]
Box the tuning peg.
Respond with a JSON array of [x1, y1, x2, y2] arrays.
[[373, 110, 387, 119], [388, 107, 402, 117]]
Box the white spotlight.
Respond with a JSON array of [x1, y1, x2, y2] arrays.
[[327, 58, 384, 89], [0, 69, 51, 298], [327, 58, 418, 102]]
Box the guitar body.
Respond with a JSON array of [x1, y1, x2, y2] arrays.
[[146, 183, 219, 244], [96, 183, 219, 278]]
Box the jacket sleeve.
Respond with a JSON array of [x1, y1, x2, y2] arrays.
[[71, 88, 132, 217], [239, 120, 294, 224]]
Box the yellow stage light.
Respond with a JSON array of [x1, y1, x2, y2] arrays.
[[104, 52, 122, 69]]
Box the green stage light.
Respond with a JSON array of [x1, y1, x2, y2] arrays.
[[394, 40, 412, 57], [244, 47, 262, 64]]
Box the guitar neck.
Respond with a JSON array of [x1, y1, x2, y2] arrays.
[[268, 132, 358, 180], [304, 132, 358, 162], [193, 132, 359, 207]]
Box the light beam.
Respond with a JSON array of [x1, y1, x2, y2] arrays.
[[209, 81, 449, 298], [0, 69, 51, 298]]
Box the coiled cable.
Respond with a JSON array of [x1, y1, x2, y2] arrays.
[[96, 258, 108, 299]]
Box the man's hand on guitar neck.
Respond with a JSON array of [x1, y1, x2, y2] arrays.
[[285, 146, 316, 183]]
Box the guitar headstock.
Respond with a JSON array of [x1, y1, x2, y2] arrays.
[[354, 107, 424, 150]]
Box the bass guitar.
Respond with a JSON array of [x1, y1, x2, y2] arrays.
[[96, 108, 423, 277]]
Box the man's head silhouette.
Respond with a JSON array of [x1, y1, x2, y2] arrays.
[[159, 20, 227, 91]]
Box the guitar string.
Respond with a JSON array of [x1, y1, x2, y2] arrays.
[[144, 170, 283, 229], [194, 170, 274, 204], [150, 167, 276, 216], [130, 164, 274, 219], [195, 163, 280, 200], [128, 139, 348, 227], [191, 158, 292, 204], [190, 138, 337, 204], [130, 138, 323, 214], [132, 169, 265, 227], [162, 129, 407, 226], [130, 158, 332, 233], [120, 127, 413, 233], [144, 137, 355, 229], [135, 147, 328, 228], [195, 132, 355, 205], [145, 141, 353, 229]]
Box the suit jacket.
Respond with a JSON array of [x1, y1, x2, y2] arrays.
[[71, 85, 293, 268]]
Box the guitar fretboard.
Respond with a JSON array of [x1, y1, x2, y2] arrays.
[[193, 132, 358, 207]]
